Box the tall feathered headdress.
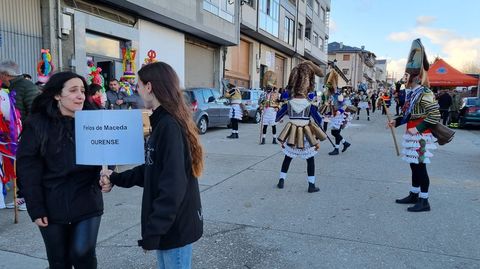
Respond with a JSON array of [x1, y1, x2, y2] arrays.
[[324, 69, 339, 95], [404, 38, 429, 87], [287, 60, 324, 98]]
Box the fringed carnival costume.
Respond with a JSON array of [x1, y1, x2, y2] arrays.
[[321, 70, 354, 156], [0, 86, 21, 208], [224, 86, 243, 139], [275, 61, 327, 193], [259, 71, 280, 144], [392, 39, 441, 212], [356, 83, 371, 121]]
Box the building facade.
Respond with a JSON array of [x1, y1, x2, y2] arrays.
[[2, 0, 330, 91], [328, 41, 378, 91], [225, 0, 331, 90]]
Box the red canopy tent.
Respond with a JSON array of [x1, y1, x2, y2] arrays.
[[428, 58, 479, 87]]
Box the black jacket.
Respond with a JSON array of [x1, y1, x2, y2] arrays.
[[17, 114, 103, 223], [110, 106, 203, 250]]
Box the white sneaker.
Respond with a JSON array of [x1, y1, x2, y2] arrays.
[[6, 198, 27, 211]]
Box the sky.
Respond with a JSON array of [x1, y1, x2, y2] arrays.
[[329, 0, 480, 79]]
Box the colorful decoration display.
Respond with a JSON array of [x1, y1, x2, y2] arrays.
[[143, 50, 158, 66], [121, 48, 137, 79], [37, 49, 54, 83], [86, 60, 106, 93]]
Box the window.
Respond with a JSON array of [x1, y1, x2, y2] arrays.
[[86, 32, 121, 58], [305, 18, 312, 40], [259, 0, 280, 37], [320, 7, 326, 22], [203, 0, 235, 23], [306, 0, 313, 7], [297, 23, 303, 40], [314, 1, 319, 14], [283, 17, 295, 46], [312, 32, 318, 46], [288, 0, 296, 6], [202, 89, 214, 103], [343, 54, 350, 61], [319, 37, 324, 49], [342, 69, 349, 76]]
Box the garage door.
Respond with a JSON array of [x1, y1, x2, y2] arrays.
[[185, 41, 215, 88], [0, 0, 42, 80]]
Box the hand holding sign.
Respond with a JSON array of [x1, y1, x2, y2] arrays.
[[99, 168, 113, 193]]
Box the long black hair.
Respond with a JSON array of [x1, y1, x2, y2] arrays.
[[29, 71, 88, 155]]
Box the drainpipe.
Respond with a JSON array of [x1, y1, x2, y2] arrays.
[[56, 0, 63, 70]]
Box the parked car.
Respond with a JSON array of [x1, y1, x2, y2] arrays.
[[240, 88, 263, 123], [183, 88, 231, 134], [459, 97, 480, 128]]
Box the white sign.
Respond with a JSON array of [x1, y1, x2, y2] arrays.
[[75, 110, 145, 165]]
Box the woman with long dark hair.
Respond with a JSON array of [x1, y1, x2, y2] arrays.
[[100, 62, 204, 268], [17, 71, 104, 268]]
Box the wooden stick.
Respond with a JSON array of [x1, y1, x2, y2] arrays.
[[258, 109, 264, 144], [13, 161, 18, 224], [382, 99, 400, 156]]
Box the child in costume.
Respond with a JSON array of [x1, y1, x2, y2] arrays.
[[224, 85, 243, 139], [322, 70, 353, 155], [259, 71, 280, 144], [388, 39, 441, 212], [275, 61, 326, 193]]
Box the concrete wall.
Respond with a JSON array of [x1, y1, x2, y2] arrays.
[[72, 11, 139, 77], [138, 20, 185, 87]]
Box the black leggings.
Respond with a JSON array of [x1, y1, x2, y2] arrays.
[[331, 129, 343, 145], [39, 216, 101, 269], [231, 118, 239, 131], [262, 125, 276, 134], [410, 163, 430, 193], [281, 156, 315, 176], [357, 108, 370, 116]]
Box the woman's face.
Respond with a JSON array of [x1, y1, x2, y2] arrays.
[[137, 79, 154, 109], [55, 78, 85, 117]]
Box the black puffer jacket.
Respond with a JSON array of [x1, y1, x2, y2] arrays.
[[17, 113, 103, 223], [109, 106, 203, 250]]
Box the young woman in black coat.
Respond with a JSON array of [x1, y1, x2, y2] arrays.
[[17, 71, 104, 268], [100, 62, 204, 269]]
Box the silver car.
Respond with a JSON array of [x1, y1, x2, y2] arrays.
[[183, 88, 231, 134]]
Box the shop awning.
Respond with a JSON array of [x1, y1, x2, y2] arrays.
[[428, 58, 479, 87]]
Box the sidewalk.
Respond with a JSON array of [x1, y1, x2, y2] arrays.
[[1, 109, 480, 268]]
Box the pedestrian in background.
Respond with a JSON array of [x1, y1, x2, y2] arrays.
[[106, 79, 128, 109], [17, 71, 104, 268], [100, 62, 203, 269], [437, 89, 452, 125], [0, 60, 40, 211]]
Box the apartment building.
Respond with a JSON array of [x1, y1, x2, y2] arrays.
[[328, 41, 379, 90], [225, 0, 331, 90], [1, 0, 241, 88], [375, 59, 387, 88]]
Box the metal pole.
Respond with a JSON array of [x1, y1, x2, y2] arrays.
[[477, 72, 480, 98]]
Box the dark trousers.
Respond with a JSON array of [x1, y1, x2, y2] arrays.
[[231, 118, 239, 131], [39, 216, 101, 269], [281, 156, 315, 176], [449, 111, 459, 124], [440, 109, 449, 125], [357, 108, 370, 117], [410, 163, 429, 193], [331, 129, 343, 145], [263, 125, 276, 135]]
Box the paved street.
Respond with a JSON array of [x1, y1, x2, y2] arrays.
[[1, 109, 480, 269]]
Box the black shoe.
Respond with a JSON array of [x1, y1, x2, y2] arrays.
[[277, 178, 284, 189], [328, 148, 339, 155], [227, 133, 236, 139], [356, 116, 359, 120], [407, 198, 430, 212], [235, 133, 239, 139], [261, 138, 265, 144], [272, 138, 277, 144], [308, 183, 319, 193], [367, 117, 370, 121], [342, 142, 351, 152], [395, 192, 419, 204]]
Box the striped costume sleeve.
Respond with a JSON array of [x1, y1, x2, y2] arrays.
[[416, 91, 441, 133]]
